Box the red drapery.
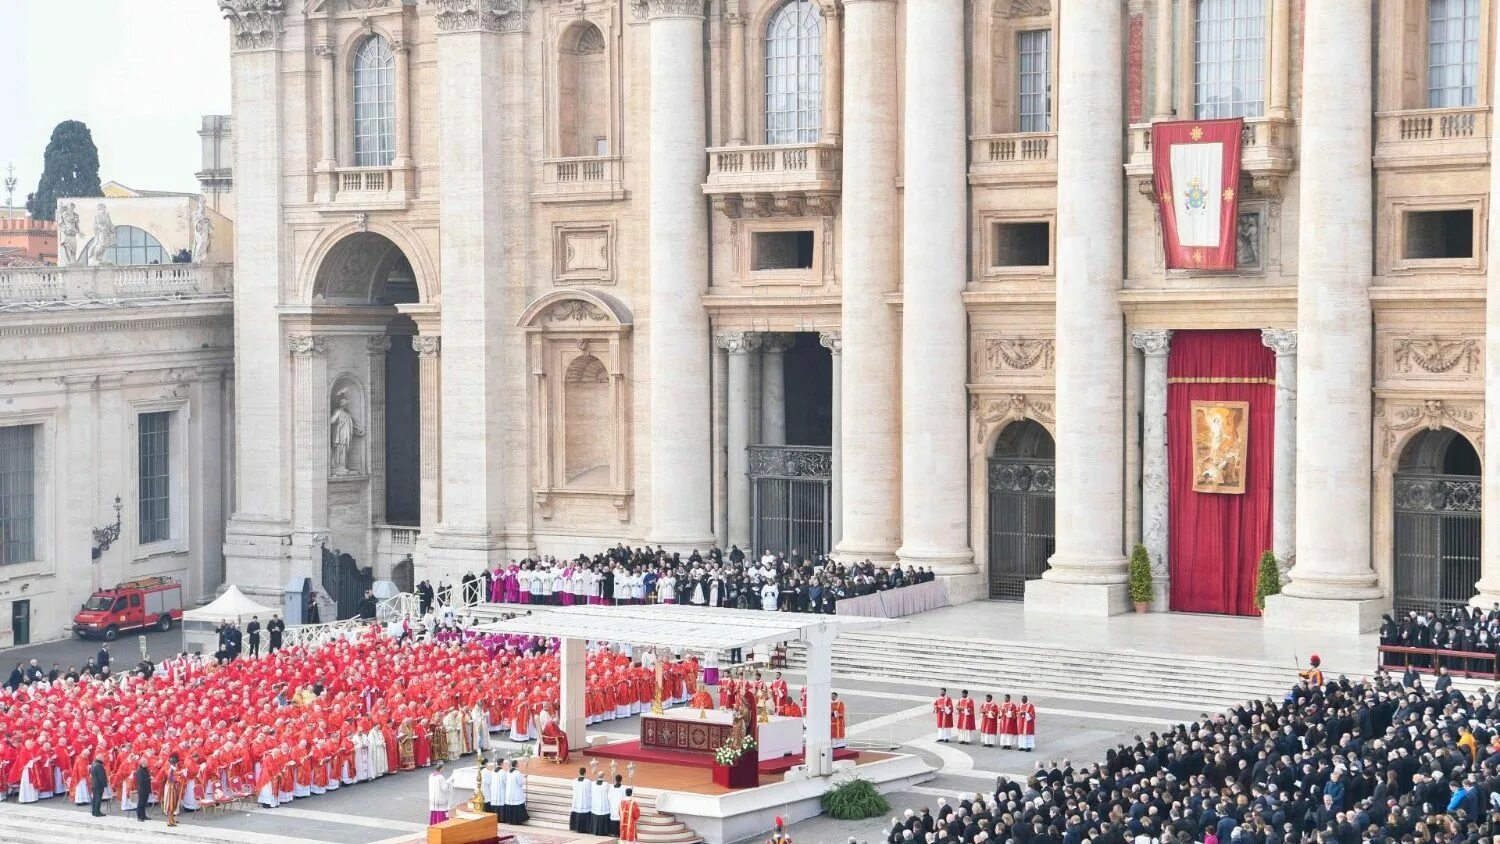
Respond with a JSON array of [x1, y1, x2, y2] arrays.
[[1166, 330, 1274, 616]]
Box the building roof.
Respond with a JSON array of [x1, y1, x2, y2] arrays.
[[101, 181, 200, 199], [471, 604, 887, 652]]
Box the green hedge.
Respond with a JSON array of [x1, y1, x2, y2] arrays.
[[820, 776, 891, 820]]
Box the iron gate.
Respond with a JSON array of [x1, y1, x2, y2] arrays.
[[392, 555, 415, 594], [749, 445, 832, 559], [987, 457, 1055, 600], [1393, 472, 1481, 614], [321, 545, 374, 620]]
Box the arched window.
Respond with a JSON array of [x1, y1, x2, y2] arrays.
[[1193, 0, 1264, 119], [352, 36, 396, 167], [558, 23, 610, 157], [764, 0, 822, 145], [107, 226, 167, 266]]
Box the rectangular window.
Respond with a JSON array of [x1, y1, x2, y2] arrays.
[[138, 411, 171, 544], [1016, 29, 1051, 133], [992, 222, 1051, 268], [1404, 209, 1475, 259], [0, 426, 36, 566], [1193, 0, 1265, 119], [1428, 0, 1479, 108], [752, 231, 816, 271]]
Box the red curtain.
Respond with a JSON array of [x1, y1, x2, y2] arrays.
[[1166, 330, 1274, 616]]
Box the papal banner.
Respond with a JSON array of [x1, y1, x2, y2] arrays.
[[1151, 118, 1243, 270]]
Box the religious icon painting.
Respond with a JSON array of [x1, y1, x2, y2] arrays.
[[1190, 400, 1249, 495]]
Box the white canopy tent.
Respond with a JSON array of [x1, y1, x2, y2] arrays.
[[182, 585, 279, 655], [472, 604, 887, 776]]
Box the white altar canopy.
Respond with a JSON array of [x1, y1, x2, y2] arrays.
[[470, 604, 887, 776]]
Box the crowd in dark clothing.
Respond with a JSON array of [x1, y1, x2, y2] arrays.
[[6, 646, 113, 691], [1380, 606, 1500, 673], [886, 671, 1500, 843]]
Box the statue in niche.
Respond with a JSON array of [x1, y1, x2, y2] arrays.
[[57, 202, 81, 266], [191, 200, 213, 263], [89, 204, 116, 266], [329, 389, 365, 476]]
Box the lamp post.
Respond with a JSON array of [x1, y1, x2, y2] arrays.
[[91, 496, 123, 560]]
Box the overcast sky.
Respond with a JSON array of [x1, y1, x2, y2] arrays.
[[0, 1, 231, 203]]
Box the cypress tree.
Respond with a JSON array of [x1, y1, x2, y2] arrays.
[[26, 120, 103, 221]]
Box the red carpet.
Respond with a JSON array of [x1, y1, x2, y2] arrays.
[[586, 740, 859, 774]]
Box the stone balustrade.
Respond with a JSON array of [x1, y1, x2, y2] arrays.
[[1125, 116, 1296, 196], [1374, 106, 1491, 170], [536, 156, 626, 203], [0, 262, 233, 310], [968, 132, 1058, 185], [704, 143, 842, 218]]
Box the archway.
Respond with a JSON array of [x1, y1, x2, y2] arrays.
[[987, 419, 1055, 600], [1393, 427, 1481, 613]]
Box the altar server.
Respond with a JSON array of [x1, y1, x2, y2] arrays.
[[978, 694, 1000, 747], [503, 760, 530, 824], [999, 694, 1018, 749], [569, 767, 592, 831], [608, 774, 626, 835], [831, 692, 847, 748], [955, 691, 977, 745], [618, 788, 642, 842], [589, 774, 611, 835], [481, 760, 501, 815], [1017, 695, 1036, 752], [933, 688, 955, 743], [427, 763, 454, 826]]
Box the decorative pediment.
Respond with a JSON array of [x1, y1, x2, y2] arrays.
[[1004, 0, 1050, 17], [973, 393, 1054, 446], [518, 289, 634, 329], [1378, 398, 1484, 454]]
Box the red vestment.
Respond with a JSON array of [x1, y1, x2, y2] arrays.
[[979, 702, 1000, 736], [830, 701, 846, 739], [619, 797, 642, 842], [956, 698, 976, 731], [933, 696, 954, 729]]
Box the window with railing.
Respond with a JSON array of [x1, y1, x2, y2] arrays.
[[1193, 0, 1265, 119], [1428, 0, 1479, 108], [138, 411, 172, 544], [1016, 29, 1051, 133], [0, 425, 36, 566], [353, 36, 396, 168], [764, 0, 823, 145]]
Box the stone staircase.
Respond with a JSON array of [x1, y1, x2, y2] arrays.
[[784, 631, 1302, 711], [0, 802, 321, 844], [522, 776, 702, 844]]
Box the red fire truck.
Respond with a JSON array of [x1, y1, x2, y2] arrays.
[[72, 576, 184, 640]]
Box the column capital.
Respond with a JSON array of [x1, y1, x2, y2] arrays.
[[426, 0, 526, 33], [313, 42, 336, 60], [412, 335, 442, 357], [367, 335, 393, 355], [630, 0, 705, 22], [714, 331, 762, 354], [761, 332, 796, 354], [1261, 328, 1298, 356], [819, 0, 843, 19], [1129, 329, 1173, 357], [287, 334, 331, 357], [219, 0, 286, 51], [818, 331, 843, 354]]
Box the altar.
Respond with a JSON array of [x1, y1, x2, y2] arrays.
[[641, 708, 803, 761]]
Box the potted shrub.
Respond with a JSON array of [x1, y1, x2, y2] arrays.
[[820, 775, 891, 820], [1255, 550, 1282, 611], [1128, 543, 1154, 613]]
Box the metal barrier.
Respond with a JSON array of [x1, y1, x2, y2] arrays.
[[1378, 644, 1498, 679]]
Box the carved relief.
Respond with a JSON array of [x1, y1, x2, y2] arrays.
[[427, 0, 526, 32], [411, 336, 441, 357], [631, 0, 704, 20], [1005, 0, 1051, 15], [341, 0, 391, 9], [1379, 398, 1484, 454], [982, 337, 1055, 372], [554, 223, 614, 285], [218, 0, 286, 49], [974, 393, 1055, 446], [288, 334, 330, 356], [1393, 337, 1481, 375], [545, 299, 609, 324]]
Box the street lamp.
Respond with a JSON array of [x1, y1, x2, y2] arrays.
[[91, 496, 123, 560]]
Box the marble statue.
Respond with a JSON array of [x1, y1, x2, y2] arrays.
[[56, 202, 81, 266], [88, 204, 116, 266], [192, 201, 214, 263], [329, 390, 365, 476]]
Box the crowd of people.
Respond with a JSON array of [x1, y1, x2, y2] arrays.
[[419, 545, 937, 615], [0, 623, 704, 825], [887, 668, 1500, 843], [1380, 606, 1500, 673]]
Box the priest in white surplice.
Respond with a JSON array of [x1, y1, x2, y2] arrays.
[[568, 767, 592, 832], [480, 759, 501, 815], [427, 763, 454, 826], [503, 759, 530, 824]]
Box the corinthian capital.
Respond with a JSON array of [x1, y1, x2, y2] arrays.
[[427, 0, 527, 33], [287, 334, 330, 357], [218, 0, 287, 51], [630, 0, 705, 21], [714, 331, 762, 354], [412, 335, 442, 357]]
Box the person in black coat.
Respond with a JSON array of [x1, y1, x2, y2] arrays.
[[97, 644, 111, 671], [246, 616, 262, 658], [89, 757, 109, 816], [267, 615, 285, 652], [135, 761, 153, 821]]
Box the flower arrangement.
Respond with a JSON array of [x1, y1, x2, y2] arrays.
[[713, 734, 757, 766]]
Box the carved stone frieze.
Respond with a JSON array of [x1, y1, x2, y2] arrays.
[[427, 0, 526, 32], [1379, 398, 1484, 454], [1005, 0, 1050, 16], [544, 299, 608, 324], [219, 0, 286, 50], [973, 393, 1054, 445], [630, 0, 704, 20], [1392, 337, 1481, 376], [341, 0, 391, 9], [287, 334, 330, 356], [982, 337, 1055, 372]]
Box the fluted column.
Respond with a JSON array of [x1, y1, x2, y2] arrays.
[[821, 2, 843, 146], [821, 331, 843, 547], [1268, 0, 1291, 120], [1263, 0, 1381, 633], [727, 7, 748, 145], [899, 0, 973, 577], [315, 42, 337, 169], [367, 336, 391, 526], [717, 332, 761, 550], [645, 0, 716, 549], [1261, 329, 1297, 574], [1151, 0, 1173, 120], [288, 335, 331, 537], [1477, 39, 1500, 605], [834, 0, 900, 563], [414, 336, 442, 535], [1026, 0, 1128, 615], [392, 38, 413, 167], [760, 333, 793, 446], [1131, 330, 1172, 608]]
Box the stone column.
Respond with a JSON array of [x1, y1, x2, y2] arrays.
[[760, 333, 793, 446], [366, 335, 391, 527], [414, 336, 442, 536], [645, 0, 716, 550], [712, 344, 729, 546], [1026, 0, 1128, 615], [315, 42, 337, 169], [1151, 0, 1173, 120], [1268, 0, 1292, 120], [557, 637, 587, 752], [1477, 38, 1500, 605], [727, 7, 748, 145], [899, 0, 973, 578], [1261, 329, 1297, 573], [821, 2, 843, 146], [821, 331, 843, 547], [288, 335, 331, 540], [392, 38, 414, 167], [1263, 0, 1382, 633], [835, 0, 900, 563], [802, 629, 835, 776], [1131, 330, 1172, 608], [717, 331, 761, 550]]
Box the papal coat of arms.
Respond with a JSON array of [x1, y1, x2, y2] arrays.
[[1183, 177, 1209, 213]]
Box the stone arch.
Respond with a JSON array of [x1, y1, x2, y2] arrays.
[[558, 20, 610, 158], [982, 412, 1056, 601], [302, 225, 434, 305], [989, 417, 1056, 460], [517, 288, 633, 328], [1391, 426, 1483, 613]]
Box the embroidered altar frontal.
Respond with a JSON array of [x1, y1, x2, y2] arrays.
[[641, 714, 732, 754]]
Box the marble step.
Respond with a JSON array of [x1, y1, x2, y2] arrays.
[[523, 779, 701, 844], [0, 802, 326, 844]]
